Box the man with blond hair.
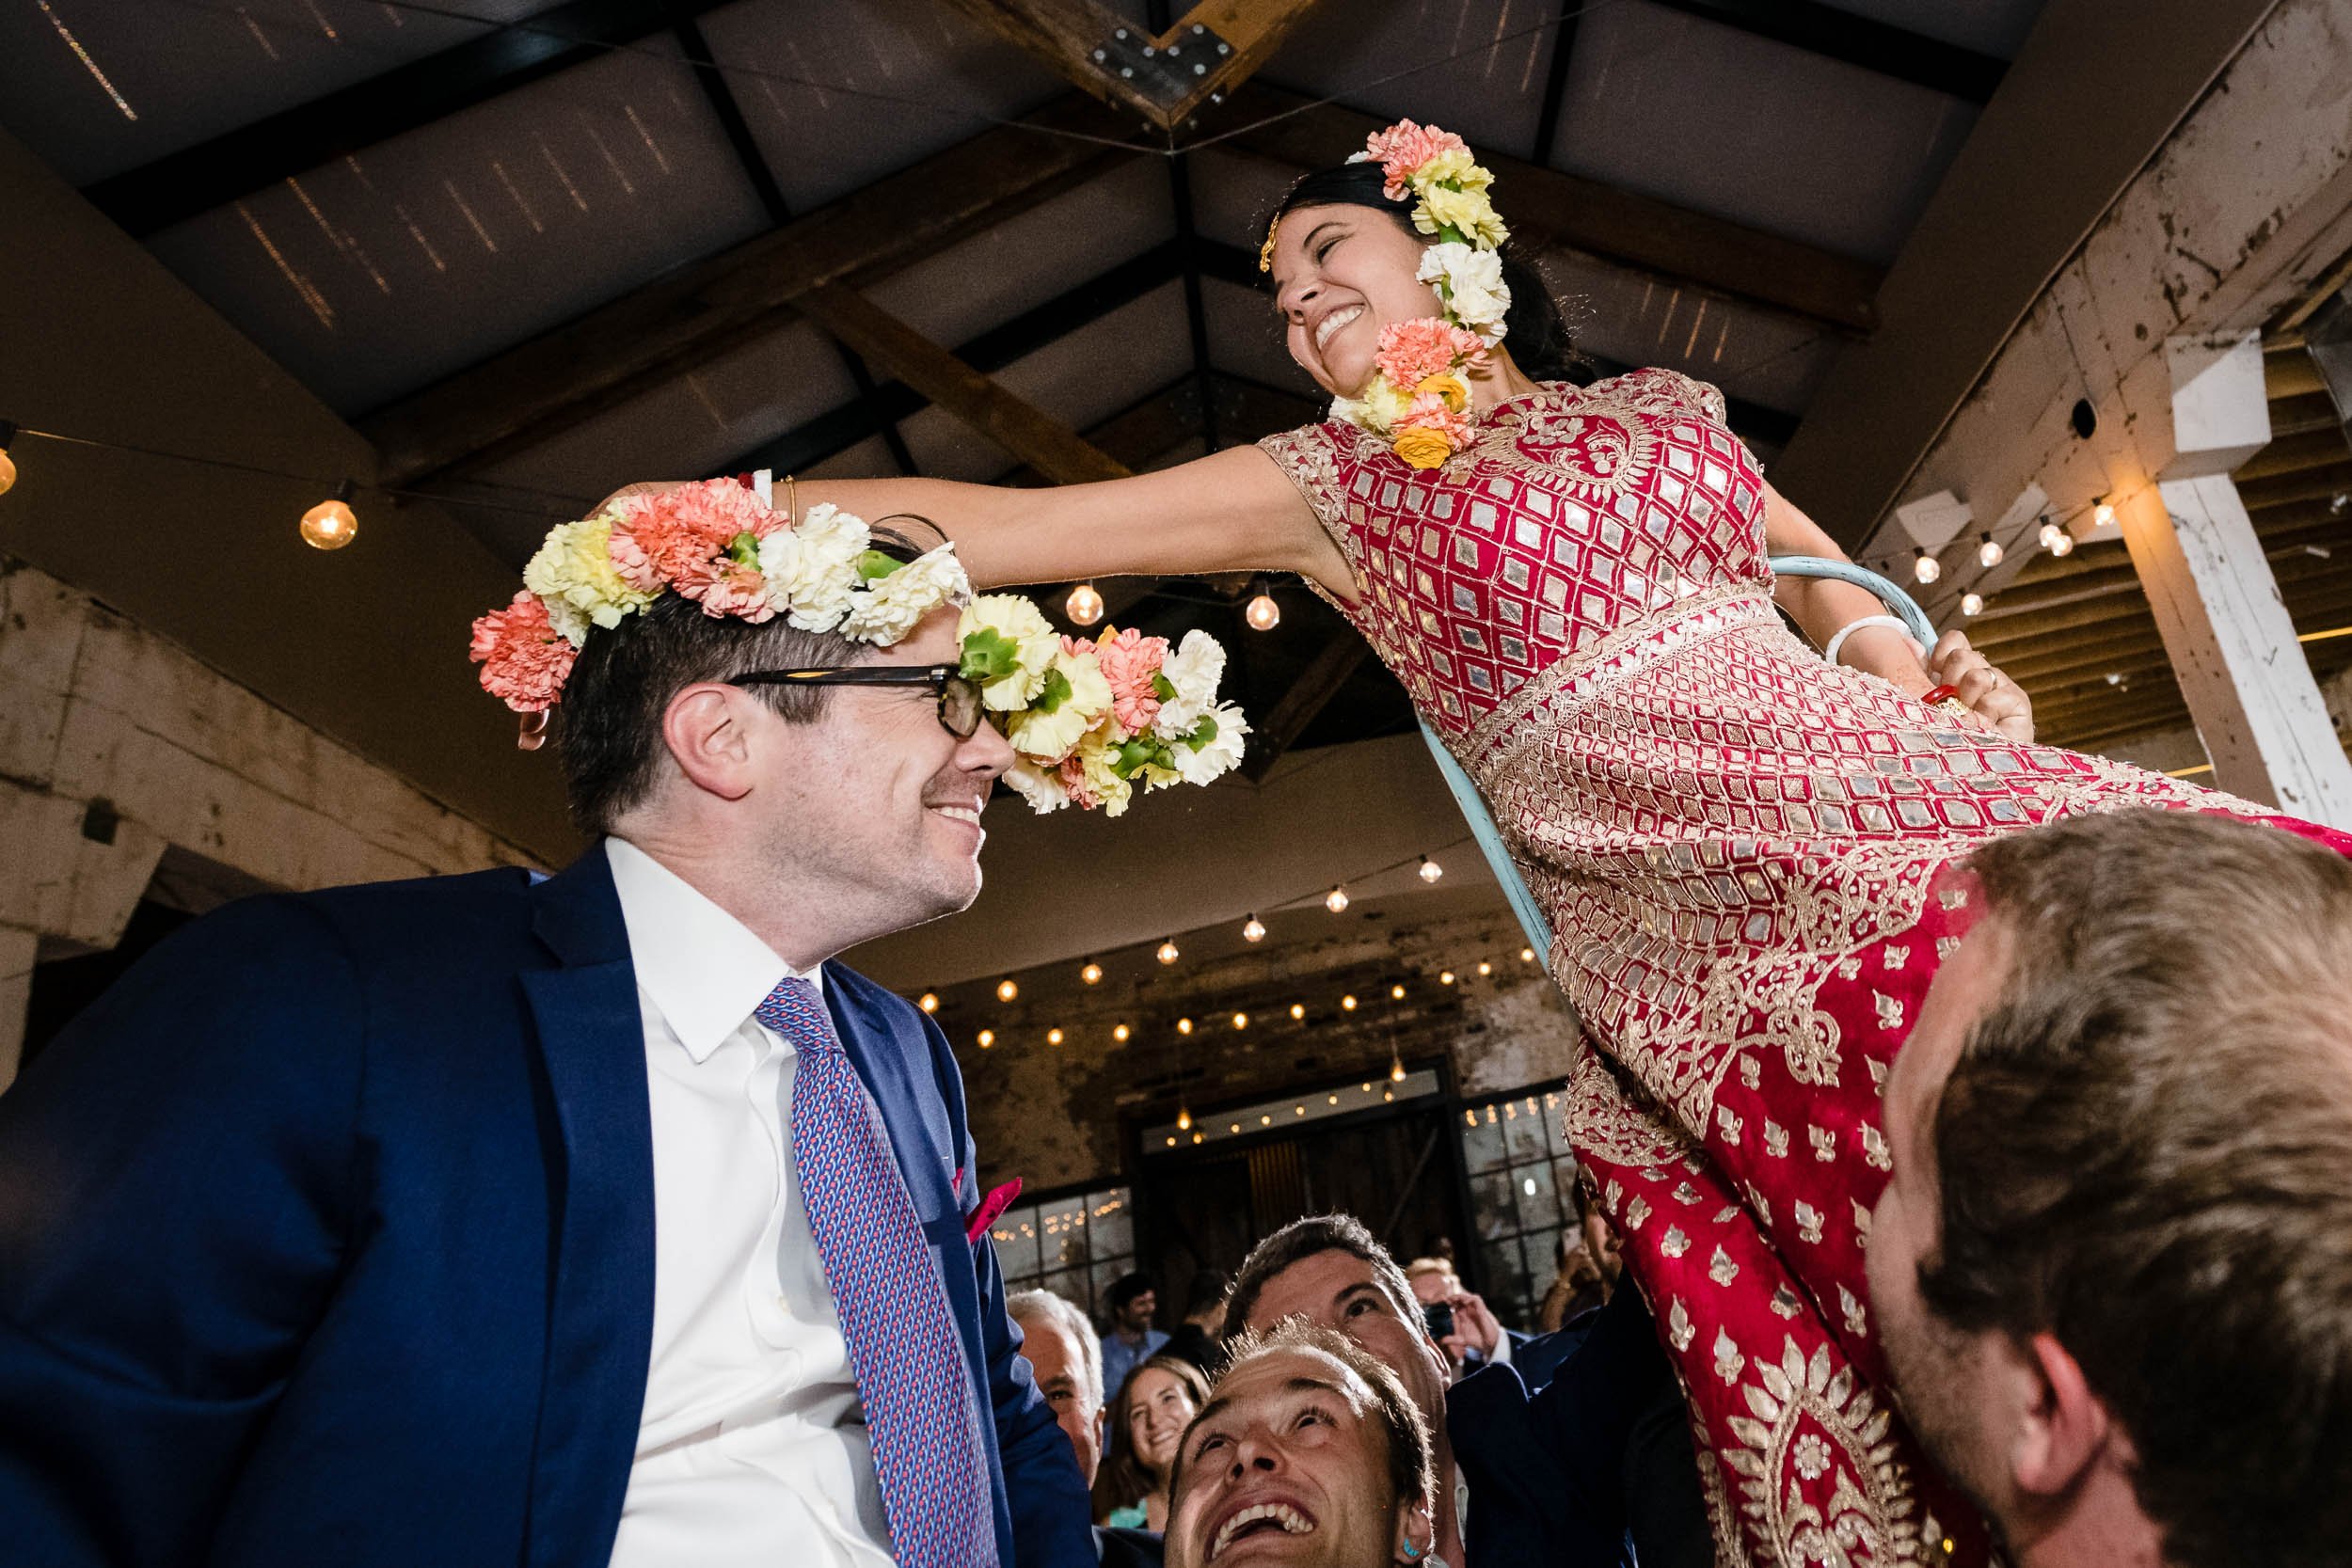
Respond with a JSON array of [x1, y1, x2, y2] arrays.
[[1870, 810, 2352, 1568]]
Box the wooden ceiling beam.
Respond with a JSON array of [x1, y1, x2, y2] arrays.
[[938, 0, 1323, 133], [2234, 427, 2352, 483], [1241, 632, 1373, 782], [1210, 84, 1883, 333], [357, 94, 1134, 488]]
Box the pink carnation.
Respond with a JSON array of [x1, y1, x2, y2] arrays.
[[607, 478, 780, 620], [1362, 119, 1469, 200], [1393, 390, 1472, 447], [1375, 318, 1489, 387], [1092, 626, 1170, 734], [1057, 754, 1101, 811], [469, 592, 578, 713]]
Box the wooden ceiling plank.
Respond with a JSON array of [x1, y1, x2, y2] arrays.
[[2233, 426, 2352, 483], [796, 284, 1130, 486], [1210, 85, 1882, 332], [358, 95, 1133, 487], [938, 0, 1323, 131]]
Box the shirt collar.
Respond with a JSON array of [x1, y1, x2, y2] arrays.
[[605, 835, 824, 1064]]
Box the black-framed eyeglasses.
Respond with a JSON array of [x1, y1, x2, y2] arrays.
[[728, 664, 984, 739]]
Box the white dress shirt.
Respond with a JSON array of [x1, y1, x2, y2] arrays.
[[604, 836, 897, 1568]]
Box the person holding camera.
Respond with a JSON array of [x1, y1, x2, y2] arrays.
[[1404, 1257, 1518, 1382]]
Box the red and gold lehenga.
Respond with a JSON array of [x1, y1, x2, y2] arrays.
[[1261, 368, 2351, 1567]]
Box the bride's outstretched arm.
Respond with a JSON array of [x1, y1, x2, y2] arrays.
[[606, 447, 1352, 597]]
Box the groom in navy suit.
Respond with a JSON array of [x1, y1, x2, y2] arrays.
[[0, 578, 1094, 1566]]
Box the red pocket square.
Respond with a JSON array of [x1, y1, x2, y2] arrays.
[[965, 1176, 1023, 1243]]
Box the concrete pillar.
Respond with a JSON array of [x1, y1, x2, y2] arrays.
[[2122, 332, 2352, 824]]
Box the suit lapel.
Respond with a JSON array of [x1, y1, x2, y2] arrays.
[[824, 978, 957, 1226], [517, 844, 656, 1568]]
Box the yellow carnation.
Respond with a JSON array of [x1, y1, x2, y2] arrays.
[[1410, 147, 1492, 195], [1415, 184, 1508, 248], [959, 594, 1062, 711], [1392, 425, 1455, 469], [1007, 649, 1113, 761], [523, 515, 657, 638], [1077, 736, 1136, 817]]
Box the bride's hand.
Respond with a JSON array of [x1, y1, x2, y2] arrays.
[[1929, 630, 2034, 743]]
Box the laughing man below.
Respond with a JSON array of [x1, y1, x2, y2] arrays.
[[1164, 1320, 1436, 1568], [1868, 810, 2352, 1568]]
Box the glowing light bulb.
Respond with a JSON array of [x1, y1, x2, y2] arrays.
[[1113, 1022, 1131, 1042], [1977, 533, 2003, 568], [1080, 960, 1104, 986], [1391, 983, 1406, 1000], [1232, 1012, 1248, 1030], [1520, 947, 1536, 962], [1325, 886, 1350, 913], [1065, 582, 1104, 626], [1177, 1017, 1194, 1035], [1289, 1003, 1305, 1020], [1418, 856, 1442, 883], [1191, 1132, 1202, 1145], [1477, 959, 1492, 975], [0, 425, 16, 498], [995, 978, 1019, 1003], [1157, 938, 1180, 965], [2049, 529, 2074, 557], [1245, 590, 1281, 631], [1242, 914, 1265, 942], [1177, 1106, 1193, 1131], [1390, 1057, 1406, 1083], [918, 991, 939, 1013], [1046, 1027, 1064, 1045], [2039, 519, 2066, 551], [300, 487, 358, 550], [1341, 993, 1358, 1011], [1439, 970, 1455, 985], [1961, 592, 1983, 617], [977, 1029, 995, 1048], [1913, 550, 1940, 585]]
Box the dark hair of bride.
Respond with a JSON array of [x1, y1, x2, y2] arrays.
[[1266, 160, 1585, 384]]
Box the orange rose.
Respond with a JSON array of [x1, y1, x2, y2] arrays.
[[1415, 372, 1469, 412], [1392, 425, 1454, 469]]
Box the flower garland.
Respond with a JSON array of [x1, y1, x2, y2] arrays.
[[955, 596, 1248, 816], [471, 476, 1248, 815], [469, 476, 970, 715], [1269, 119, 1512, 471]]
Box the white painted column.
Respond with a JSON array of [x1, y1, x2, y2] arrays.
[[2122, 332, 2352, 823]]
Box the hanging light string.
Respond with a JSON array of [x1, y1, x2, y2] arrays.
[[1, 421, 595, 520], [1862, 493, 2114, 614]]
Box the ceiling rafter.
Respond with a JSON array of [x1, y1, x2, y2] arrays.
[[939, 0, 1325, 133], [1645, 0, 2008, 104], [83, 0, 736, 237]]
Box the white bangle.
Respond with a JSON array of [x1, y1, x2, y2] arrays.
[[1823, 614, 1924, 667]]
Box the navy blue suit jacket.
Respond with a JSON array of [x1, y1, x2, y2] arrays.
[[0, 846, 1094, 1568]]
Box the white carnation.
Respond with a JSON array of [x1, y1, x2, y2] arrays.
[[1172, 702, 1249, 784], [1152, 629, 1228, 738], [1003, 755, 1072, 814], [539, 593, 590, 648], [1419, 242, 1511, 344], [839, 544, 971, 644], [758, 501, 869, 632]]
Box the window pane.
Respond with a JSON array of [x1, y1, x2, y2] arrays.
[[1470, 1170, 1519, 1241], [1040, 1193, 1089, 1275], [1087, 1187, 1134, 1259], [1502, 1099, 1549, 1164], [1514, 1158, 1561, 1229], [1460, 1106, 1508, 1175], [991, 1201, 1041, 1280]]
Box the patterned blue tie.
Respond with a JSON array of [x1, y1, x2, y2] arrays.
[[755, 977, 993, 1568]]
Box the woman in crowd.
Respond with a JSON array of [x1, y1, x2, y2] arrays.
[[1094, 1354, 1212, 1531], [613, 120, 2352, 1563], [1163, 1322, 1433, 1568]]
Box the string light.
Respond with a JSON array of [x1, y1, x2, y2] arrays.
[[1390, 1054, 1406, 1083], [918, 991, 939, 1013], [2048, 528, 2074, 557], [1341, 993, 1358, 1010], [1157, 938, 1180, 964], [1178, 1017, 1195, 1035], [1325, 885, 1350, 913], [977, 1029, 995, 1048], [995, 977, 1019, 1003], [1177, 1105, 1193, 1131], [1520, 947, 1536, 962], [2038, 517, 2066, 552], [1476, 960, 1492, 975], [1113, 1022, 1131, 1042], [1064, 582, 1104, 626], [1046, 1027, 1064, 1045], [1976, 532, 2003, 568], [1439, 970, 1455, 985], [1232, 1012, 1248, 1030], [1418, 855, 1442, 883], [1242, 914, 1265, 942], [1244, 581, 1281, 631], [300, 481, 359, 551], [1961, 592, 1983, 617], [1080, 960, 1104, 985], [2093, 497, 2116, 529], [1289, 1003, 1305, 1020], [0, 420, 17, 498], [1912, 548, 1940, 585]]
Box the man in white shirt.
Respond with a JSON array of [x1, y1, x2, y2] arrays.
[[0, 530, 1096, 1568]]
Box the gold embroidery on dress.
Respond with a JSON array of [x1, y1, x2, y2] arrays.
[[1724, 1338, 1920, 1568]]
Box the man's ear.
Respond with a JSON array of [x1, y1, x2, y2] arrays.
[[1394, 1497, 1435, 1563], [2010, 1330, 2112, 1498], [660, 683, 758, 802]]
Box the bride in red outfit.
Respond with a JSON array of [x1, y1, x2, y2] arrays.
[[614, 124, 2347, 1565]]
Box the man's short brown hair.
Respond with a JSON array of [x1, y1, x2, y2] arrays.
[[1169, 1319, 1433, 1513], [1220, 1213, 1424, 1340], [1926, 810, 2352, 1568]]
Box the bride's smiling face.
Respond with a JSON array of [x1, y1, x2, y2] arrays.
[[1269, 203, 1444, 399]]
